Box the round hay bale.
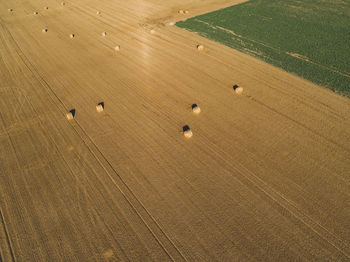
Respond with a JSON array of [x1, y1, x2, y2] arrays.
[[102, 31, 107, 36], [102, 250, 114, 259], [96, 11, 100, 15], [184, 129, 193, 139], [70, 33, 75, 38], [192, 104, 201, 114], [114, 45, 120, 51], [8, 8, 13, 12], [61, 2, 65, 6], [178, 10, 184, 14], [96, 102, 104, 112], [66, 113, 73, 120], [184, 10, 189, 14], [96, 104, 104, 112], [233, 85, 243, 95], [44, 6, 48, 10], [66, 110, 75, 120], [197, 44, 204, 51], [235, 87, 244, 95], [42, 28, 48, 33], [102, 249, 115, 261], [168, 21, 175, 26], [34, 11, 38, 15], [183, 125, 193, 138]]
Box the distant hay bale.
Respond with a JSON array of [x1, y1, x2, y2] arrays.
[[70, 33, 75, 38], [183, 125, 193, 138], [168, 21, 175, 26], [178, 10, 184, 14], [197, 44, 204, 51], [96, 11, 100, 15], [96, 104, 104, 113], [42, 28, 48, 33], [114, 45, 120, 51], [233, 84, 244, 95], [66, 112, 73, 120], [33, 11, 38, 15], [66, 109, 75, 120], [102, 250, 114, 259], [96, 102, 104, 112], [44, 7, 48, 10], [184, 10, 189, 14], [235, 87, 244, 95], [192, 104, 201, 114], [61, 2, 65, 6], [8, 8, 13, 12], [184, 130, 193, 138], [102, 31, 107, 36]]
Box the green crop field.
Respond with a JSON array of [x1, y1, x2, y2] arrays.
[[177, 0, 350, 97]]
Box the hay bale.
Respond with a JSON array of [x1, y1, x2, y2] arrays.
[[233, 85, 244, 95], [33, 11, 38, 15], [168, 21, 175, 26], [197, 44, 204, 51], [102, 31, 107, 36], [184, 130, 193, 138], [102, 250, 114, 259], [96, 11, 100, 15], [61, 2, 65, 6], [184, 10, 189, 14], [44, 7, 48, 10], [8, 8, 13, 12], [96, 104, 104, 113], [114, 45, 120, 51], [70, 33, 75, 38], [96, 102, 104, 112], [178, 10, 184, 14], [66, 109, 75, 120], [42, 28, 48, 33], [235, 87, 244, 95], [66, 112, 73, 120], [192, 104, 201, 114], [183, 125, 193, 138]]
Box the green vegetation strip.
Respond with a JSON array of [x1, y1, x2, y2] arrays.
[[177, 0, 350, 97]]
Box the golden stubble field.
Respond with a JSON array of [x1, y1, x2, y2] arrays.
[[0, 0, 349, 261]]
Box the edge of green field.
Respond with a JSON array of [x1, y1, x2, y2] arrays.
[[176, 0, 350, 98]]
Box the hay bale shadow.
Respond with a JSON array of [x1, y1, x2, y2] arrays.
[[69, 109, 75, 117], [183, 125, 190, 132]]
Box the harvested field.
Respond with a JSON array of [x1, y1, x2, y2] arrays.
[[0, 0, 349, 261]]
